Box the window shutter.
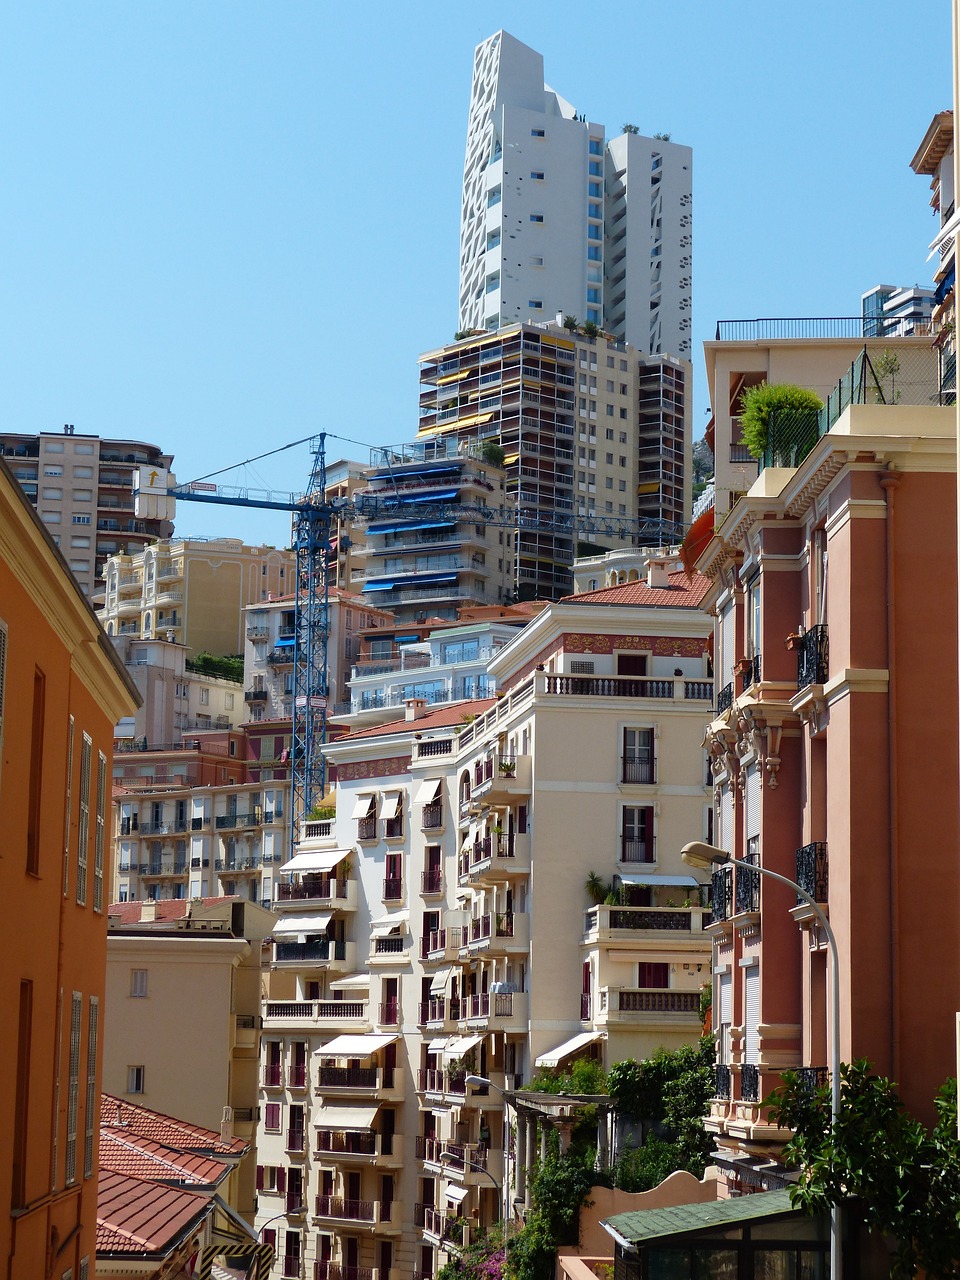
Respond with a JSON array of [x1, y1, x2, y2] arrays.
[[719, 786, 734, 852], [256, 1164, 264, 1190], [744, 966, 760, 1063], [745, 765, 761, 841], [277, 1166, 286, 1194]]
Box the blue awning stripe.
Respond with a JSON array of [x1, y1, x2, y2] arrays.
[[367, 519, 458, 534], [274, 637, 296, 647], [385, 488, 460, 505]]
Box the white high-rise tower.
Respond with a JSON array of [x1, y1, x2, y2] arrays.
[[458, 31, 692, 357]]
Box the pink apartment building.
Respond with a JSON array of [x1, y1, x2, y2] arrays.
[[695, 396, 959, 1192]]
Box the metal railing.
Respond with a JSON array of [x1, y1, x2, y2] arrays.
[[715, 317, 943, 341], [796, 841, 828, 903], [716, 682, 734, 713], [711, 866, 733, 922], [621, 756, 655, 784], [740, 1063, 760, 1102], [735, 851, 760, 913], [714, 1063, 731, 1098], [797, 624, 828, 689]]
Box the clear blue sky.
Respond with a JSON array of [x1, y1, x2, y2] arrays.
[[1, 1, 953, 545]]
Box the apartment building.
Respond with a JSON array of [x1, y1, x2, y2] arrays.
[[860, 283, 935, 336], [113, 776, 289, 906], [324, 457, 373, 591], [244, 590, 394, 720], [254, 570, 713, 1278], [694, 391, 958, 1192], [103, 897, 275, 1222], [459, 31, 692, 358], [0, 458, 139, 1280], [99, 536, 294, 656], [347, 441, 514, 621], [0, 427, 174, 598], [911, 109, 956, 403], [418, 322, 691, 599]]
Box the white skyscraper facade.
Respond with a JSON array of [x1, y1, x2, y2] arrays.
[[458, 31, 692, 358]]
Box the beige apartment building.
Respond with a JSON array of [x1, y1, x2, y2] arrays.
[[417, 322, 692, 598], [254, 563, 713, 1279], [114, 777, 290, 906], [0, 426, 174, 597], [103, 897, 275, 1223], [99, 536, 295, 657]]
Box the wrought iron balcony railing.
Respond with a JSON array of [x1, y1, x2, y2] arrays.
[[797, 625, 828, 690], [735, 851, 760, 914], [740, 1063, 760, 1102], [714, 1063, 731, 1098], [796, 841, 828, 903], [716, 681, 734, 713], [710, 866, 733, 922]]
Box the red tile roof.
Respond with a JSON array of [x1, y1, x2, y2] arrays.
[[100, 1094, 248, 1157], [99, 1129, 232, 1187], [337, 697, 497, 741], [97, 1168, 211, 1256], [106, 897, 238, 924], [562, 571, 710, 609]]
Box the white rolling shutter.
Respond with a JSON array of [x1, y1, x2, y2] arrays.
[[718, 972, 733, 1063], [744, 965, 760, 1064], [744, 765, 761, 841]]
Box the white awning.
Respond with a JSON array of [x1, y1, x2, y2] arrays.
[[445, 1184, 469, 1204], [315, 1033, 397, 1057], [441, 1034, 483, 1061], [351, 792, 377, 819], [280, 849, 348, 876], [430, 968, 452, 994], [415, 778, 443, 804], [272, 913, 332, 936], [327, 973, 370, 991], [382, 790, 404, 820], [616, 873, 700, 888], [535, 1030, 604, 1068], [427, 1037, 451, 1053], [314, 1105, 379, 1130], [460, 836, 473, 856], [370, 910, 408, 938]]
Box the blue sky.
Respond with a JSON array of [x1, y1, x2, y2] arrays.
[[1, 2, 953, 545]]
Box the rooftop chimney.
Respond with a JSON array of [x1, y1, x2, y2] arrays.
[[220, 1105, 234, 1144], [405, 697, 428, 721], [646, 557, 671, 589]]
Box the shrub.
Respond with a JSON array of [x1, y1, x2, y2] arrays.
[[738, 383, 823, 460]]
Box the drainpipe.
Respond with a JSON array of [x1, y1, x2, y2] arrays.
[[880, 466, 901, 1082]]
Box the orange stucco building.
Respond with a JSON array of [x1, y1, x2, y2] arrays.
[[696, 400, 959, 1190], [0, 457, 139, 1279]]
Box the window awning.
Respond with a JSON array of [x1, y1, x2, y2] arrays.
[[386, 488, 460, 504], [314, 1105, 380, 1131], [430, 968, 452, 994], [370, 910, 408, 938], [416, 778, 443, 804], [445, 1184, 470, 1204], [367, 519, 458, 535], [535, 1030, 604, 1068], [351, 792, 377, 819], [272, 913, 332, 937], [616, 873, 699, 888], [362, 580, 394, 593], [327, 973, 370, 991], [280, 849, 348, 876], [315, 1033, 397, 1057], [274, 636, 295, 648], [427, 1037, 451, 1053], [441, 1034, 483, 1061], [382, 791, 404, 820]]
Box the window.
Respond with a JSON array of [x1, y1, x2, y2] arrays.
[[42, 487, 62, 500], [94, 752, 106, 911], [530, 127, 545, 137], [619, 431, 627, 443], [84, 998, 98, 1177], [72, 489, 92, 502], [588, 160, 602, 176], [588, 202, 602, 219], [587, 245, 601, 261], [66, 992, 82, 1183], [589, 181, 602, 198], [528, 299, 542, 309], [70, 536, 90, 548], [588, 224, 601, 240], [264, 1102, 281, 1131], [72, 513, 91, 525], [622, 806, 654, 862], [26, 668, 45, 875], [623, 728, 655, 783], [605, 428, 614, 440], [130, 969, 148, 998], [605, 404, 614, 416], [638, 962, 669, 989], [199, 687, 210, 705], [127, 1065, 145, 1094], [589, 138, 603, 155], [77, 734, 91, 905], [529, 213, 543, 223], [73, 466, 93, 478], [530, 170, 544, 180]]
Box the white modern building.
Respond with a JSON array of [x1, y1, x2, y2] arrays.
[[458, 31, 692, 358], [860, 283, 935, 336]]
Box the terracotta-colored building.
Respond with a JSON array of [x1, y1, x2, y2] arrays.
[[695, 398, 958, 1190], [0, 458, 139, 1279]]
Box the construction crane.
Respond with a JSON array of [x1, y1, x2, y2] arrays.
[[150, 432, 685, 854]]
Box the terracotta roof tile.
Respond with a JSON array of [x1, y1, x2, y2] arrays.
[[100, 1094, 248, 1157], [562, 571, 710, 609], [106, 897, 238, 923], [336, 697, 497, 742], [99, 1129, 231, 1187], [97, 1168, 211, 1255]]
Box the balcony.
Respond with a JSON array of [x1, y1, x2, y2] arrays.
[[471, 754, 531, 804], [420, 927, 456, 962], [215, 811, 263, 830], [315, 1129, 377, 1158], [315, 1266, 382, 1280], [382, 877, 403, 902], [378, 1001, 400, 1026], [797, 625, 828, 690], [314, 1196, 398, 1232], [417, 998, 459, 1028], [740, 1063, 760, 1102], [596, 987, 701, 1026], [421, 804, 444, 831], [714, 1063, 731, 1099], [275, 877, 357, 910], [735, 852, 760, 914], [271, 940, 356, 972], [263, 999, 369, 1030], [583, 902, 711, 940], [709, 866, 733, 924], [458, 990, 528, 1031], [262, 1064, 284, 1088], [357, 816, 377, 842], [316, 1065, 385, 1093], [244, 689, 269, 703], [619, 837, 655, 864], [716, 682, 734, 714], [371, 935, 406, 958], [621, 756, 656, 784], [286, 1127, 306, 1154], [215, 856, 261, 875], [460, 911, 529, 956], [796, 842, 828, 904], [421, 868, 443, 896]]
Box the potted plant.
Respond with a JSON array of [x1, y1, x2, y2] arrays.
[[585, 871, 608, 905], [497, 759, 516, 777]]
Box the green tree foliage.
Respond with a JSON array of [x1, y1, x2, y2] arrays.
[[526, 1058, 607, 1097], [438, 1225, 506, 1280], [508, 1154, 596, 1280], [186, 651, 243, 683], [481, 441, 506, 468], [767, 1060, 960, 1279], [738, 383, 823, 460]]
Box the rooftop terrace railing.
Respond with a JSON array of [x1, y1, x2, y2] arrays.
[[715, 317, 942, 342]]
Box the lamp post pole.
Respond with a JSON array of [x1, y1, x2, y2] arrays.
[[681, 842, 842, 1280]]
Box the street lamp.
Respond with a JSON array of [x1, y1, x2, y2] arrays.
[[681, 841, 841, 1280], [464, 1074, 511, 1248]]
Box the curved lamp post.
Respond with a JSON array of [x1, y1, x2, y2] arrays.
[[680, 841, 841, 1280], [464, 1074, 510, 1249]]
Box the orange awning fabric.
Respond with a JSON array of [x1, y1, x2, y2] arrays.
[[680, 504, 716, 578]]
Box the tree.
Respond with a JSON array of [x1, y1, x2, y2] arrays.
[[738, 382, 823, 462], [481, 441, 506, 469], [562, 314, 579, 332], [581, 320, 600, 338], [622, 123, 640, 135], [767, 1060, 960, 1279], [692, 437, 714, 485]]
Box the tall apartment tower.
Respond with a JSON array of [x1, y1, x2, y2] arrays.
[[458, 31, 692, 358]]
